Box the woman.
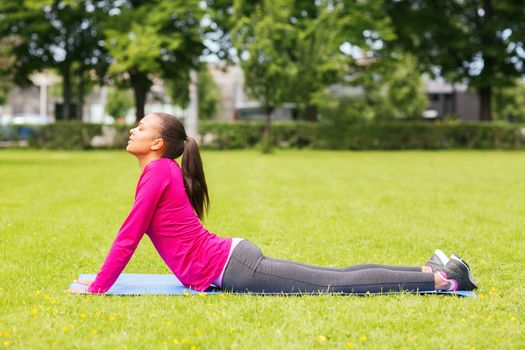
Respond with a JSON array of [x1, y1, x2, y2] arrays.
[[71, 112, 478, 295]]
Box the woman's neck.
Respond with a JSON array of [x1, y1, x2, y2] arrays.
[[138, 154, 162, 172]]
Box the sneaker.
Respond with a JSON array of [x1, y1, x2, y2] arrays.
[[425, 249, 449, 272], [451, 253, 471, 271], [439, 256, 478, 291]]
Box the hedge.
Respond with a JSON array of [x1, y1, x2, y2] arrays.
[[199, 121, 525, 150], [3, 122, 103, 150], [1, 120, 524, 150]]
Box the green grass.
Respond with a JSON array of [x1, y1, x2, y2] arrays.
[[0, 149, 523, 349]]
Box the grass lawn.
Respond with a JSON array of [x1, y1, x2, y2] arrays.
[[0, 149, 523, 349]]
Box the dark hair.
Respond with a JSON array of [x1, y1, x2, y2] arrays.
[[153, 112, 209, 221]]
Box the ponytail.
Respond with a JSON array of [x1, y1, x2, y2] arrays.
[[181, 136, 209, 221], [154, 112, 210, 221]]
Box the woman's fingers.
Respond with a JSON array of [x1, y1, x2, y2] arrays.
[[67, 288, 88, 294], [73, 279, 93, 286]]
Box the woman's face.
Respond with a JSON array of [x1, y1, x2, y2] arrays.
[[126, 114, 163, 156]]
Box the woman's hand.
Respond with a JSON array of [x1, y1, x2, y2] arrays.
[[67, 279, 93, 294]]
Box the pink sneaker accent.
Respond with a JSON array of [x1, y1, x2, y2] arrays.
[[437, 271, 458, 291]]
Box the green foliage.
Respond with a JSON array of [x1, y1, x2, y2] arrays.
[[316, 93, 376, 124], [105, 0, 204, 121], [385, 0, 525, 120], [0, 36, 17, 105], [382, 54, 428, 120], [493, 80, 525, 123], [27, 122, 102, 150], [105, 88, 133, 121], [232, 0, 295, 112], [198, 120, 524, 150], [316, 53, 428, 123], [197, 66, 220, 120], [0, 0, 110, 119]]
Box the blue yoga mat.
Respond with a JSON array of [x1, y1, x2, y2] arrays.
[[69, 273, 477, 297]]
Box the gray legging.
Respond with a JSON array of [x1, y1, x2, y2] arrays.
[[220, 239, 435, 294]]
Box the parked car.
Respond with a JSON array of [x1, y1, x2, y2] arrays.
[[11, 113, 52, 125], [1, 114, 52, 141]]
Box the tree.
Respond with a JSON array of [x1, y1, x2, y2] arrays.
[[219, 0, 395, 123], [493, 80, 525, 122], [231, 0, 296, 151], [383, 54, 428, 120], [197, 66, 219, 120], [105, 87, 133, 122], [385, 0, 525, 121], [105, 0, 204, 122], [0, 0, 110, 120], [0, 36, 18, 106]]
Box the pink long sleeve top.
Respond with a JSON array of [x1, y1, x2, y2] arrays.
[[87, 158, 232, 293]]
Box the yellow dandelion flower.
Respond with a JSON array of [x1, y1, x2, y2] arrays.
[[316, 335, 327, 343], [80, 313, 87, 318], [95, 311, 101, 316], [461, 319, 465, 323], [35, 290, 41, 296], [108, 316, 115, 321], [190, 345, 197, 350], [510, 316, 516, 321], [31, 308, 38, 315], [182, 337, 189, 343], [479, 293, 484, 299], [360, 335, 367, 342], [2, 332, 8, 338], [91, 329, 97, 335], [166, 321, 172, 326], [63, 326, 69, 333], [53, 308, 58, 314], [195, 330, 202, 336], [346, 341, 354, 348], [173, 338, 179, 345], [3, 341, 9, 347], [469, 346, 476, 350]]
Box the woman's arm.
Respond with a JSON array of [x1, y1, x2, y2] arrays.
[[87, 161, 170, 294]]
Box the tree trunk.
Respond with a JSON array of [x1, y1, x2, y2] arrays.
[[478, 86, 492, 121], [130, 71, 150, 122], [261, 104, 273, 153], [62, 63, 71, 120], [478, 0, 494, 121], [264, 105, 272, 138], [76, 72, 85, 121]]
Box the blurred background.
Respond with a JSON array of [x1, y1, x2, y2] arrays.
[[1, 0, 524, 150]]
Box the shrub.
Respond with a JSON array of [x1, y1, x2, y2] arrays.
[[198, 120, 525, 150], [27, 121, 103, 150]]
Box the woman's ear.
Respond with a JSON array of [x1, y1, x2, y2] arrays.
[[151, 138, 164, 151]]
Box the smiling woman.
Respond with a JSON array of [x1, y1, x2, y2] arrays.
[[70, 112, 478, 296]]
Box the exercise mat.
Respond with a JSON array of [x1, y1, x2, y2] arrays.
[[69, 273, 477, 297]]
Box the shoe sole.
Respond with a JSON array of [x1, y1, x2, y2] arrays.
[[434, 249, 450, 265], [451, 255, 478, 289]]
